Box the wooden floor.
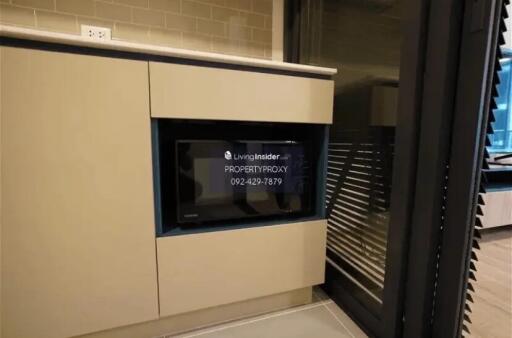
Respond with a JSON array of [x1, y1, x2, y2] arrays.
[[469, 226, 512, 338]]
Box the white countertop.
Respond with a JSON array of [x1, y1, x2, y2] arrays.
[[0, 25, 337, 76]]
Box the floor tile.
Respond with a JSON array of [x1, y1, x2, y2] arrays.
[[325, 302, 368, 338], [175, 304, 354, 338]]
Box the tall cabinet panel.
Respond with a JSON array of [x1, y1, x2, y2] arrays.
[[0, 47, 159, 338], [0, 46, 3, 338]]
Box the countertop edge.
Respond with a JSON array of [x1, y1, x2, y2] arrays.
[[0, 25, 338, 76]]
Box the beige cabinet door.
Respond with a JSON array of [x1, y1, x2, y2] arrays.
[[1, 47, 158, 338], [157, 220, 327, 317]]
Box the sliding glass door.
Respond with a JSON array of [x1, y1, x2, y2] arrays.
[[285, 0, 427, 336]]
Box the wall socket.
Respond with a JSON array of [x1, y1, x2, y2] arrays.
[[80, 25, 111, 41]]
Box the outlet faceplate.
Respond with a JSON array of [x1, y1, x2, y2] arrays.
[[81, 25, 111, 41]]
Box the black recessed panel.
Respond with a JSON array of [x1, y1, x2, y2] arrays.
[[152, 119, 328, 236]]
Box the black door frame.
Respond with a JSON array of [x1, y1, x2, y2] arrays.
[[431, 0, 505, 336], [400, 0, 467, 336], [392, 0, 507, 336]]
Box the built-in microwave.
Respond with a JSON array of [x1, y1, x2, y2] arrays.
[[175, 140, 313, 224], [152, 119, 326, 234]]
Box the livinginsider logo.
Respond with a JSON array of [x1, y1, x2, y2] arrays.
[[224, 151, 281, 161]]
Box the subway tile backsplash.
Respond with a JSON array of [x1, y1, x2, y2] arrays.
[[0, 0, 273, 59]]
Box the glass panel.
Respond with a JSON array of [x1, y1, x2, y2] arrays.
[[489, 5, 512, 165], [489, 57, 512, 153], [300, 0, 403, 316]]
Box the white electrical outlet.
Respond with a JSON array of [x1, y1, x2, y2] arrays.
[[81, 25, 111, 41]]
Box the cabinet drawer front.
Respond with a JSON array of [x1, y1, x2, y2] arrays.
[[157, 220, 327, 317], [149, 62, 334, 124]]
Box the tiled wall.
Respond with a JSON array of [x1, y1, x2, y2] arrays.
[[0, 0, 273, 59]]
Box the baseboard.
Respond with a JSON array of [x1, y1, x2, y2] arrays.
[[75, 287, 313, 338]]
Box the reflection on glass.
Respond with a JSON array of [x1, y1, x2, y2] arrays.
[[300, 0, 403, 315], [489, 57, 512, 153]]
